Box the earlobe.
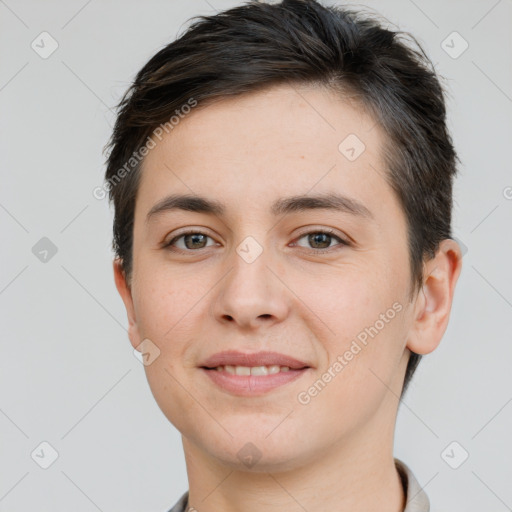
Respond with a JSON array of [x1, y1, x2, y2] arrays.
[[406, 239, 463, 355], [113, 259, 142, 349]]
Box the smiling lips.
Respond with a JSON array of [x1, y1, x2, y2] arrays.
[[200, 350, 311, 396]]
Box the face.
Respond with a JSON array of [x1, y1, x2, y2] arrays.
[[116, 83, 425, 472]]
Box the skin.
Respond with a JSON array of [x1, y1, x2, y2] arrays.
[[114, 83, 462, 512]]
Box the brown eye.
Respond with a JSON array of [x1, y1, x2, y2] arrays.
[[166, 231, 215, 251], [307, 232, 333, 249], [294, 229, 348, 251]]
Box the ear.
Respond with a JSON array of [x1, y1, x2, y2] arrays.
[[406, 238, 463, 355], [113, 259, 142, 350]]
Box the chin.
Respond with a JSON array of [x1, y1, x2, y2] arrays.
[[213, 447, 308, 474]]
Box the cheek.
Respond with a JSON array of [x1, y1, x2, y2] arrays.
[[295, 314, 406, 440], [290, 261, 394, 337], [132, 267, 211, 431], [131, 280, 200, 385], [133, 260, 204, 334], [291, 263, 406, 394]]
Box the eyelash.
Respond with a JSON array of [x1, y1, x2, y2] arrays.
[[164, 228, 350, 253]]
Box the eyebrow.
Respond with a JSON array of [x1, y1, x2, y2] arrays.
[[145, 192, 374, 223]]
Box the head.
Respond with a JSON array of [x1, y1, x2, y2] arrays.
[[105, 0, 462, 470]]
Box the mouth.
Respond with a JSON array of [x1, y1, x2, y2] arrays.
[[200, 366, 310, 396], [199, 351, 312, 396], [201, 364, 306, 375], [200, 350, 311, 370]]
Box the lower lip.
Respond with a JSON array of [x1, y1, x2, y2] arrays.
[[200, 368, 309, 396]]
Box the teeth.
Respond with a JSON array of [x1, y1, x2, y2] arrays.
[[216, 365, 292, 375]]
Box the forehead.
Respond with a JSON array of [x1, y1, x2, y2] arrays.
[[155, 84, 380, 167], [136, 83, 398, 227]]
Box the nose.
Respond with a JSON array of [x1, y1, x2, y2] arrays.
[[210, 246, 291, 331]]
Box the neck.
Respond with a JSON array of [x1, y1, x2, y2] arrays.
[[182, 405, 405, 512]]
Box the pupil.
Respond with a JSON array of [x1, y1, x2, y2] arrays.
[[186, 233, 206, 249], [310, 233, 330, 248]]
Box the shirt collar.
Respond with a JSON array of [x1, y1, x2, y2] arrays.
[[395, 458, 431, 511]]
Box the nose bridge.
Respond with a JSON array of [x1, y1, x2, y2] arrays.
[[211, 234, 289, 328]]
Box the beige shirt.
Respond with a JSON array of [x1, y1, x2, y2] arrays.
[[167, 458, 430, 511]]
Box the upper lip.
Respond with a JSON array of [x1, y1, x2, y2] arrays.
[[200, 350, 310, 370]]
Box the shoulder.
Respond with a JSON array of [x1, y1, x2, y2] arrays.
[[395, 458, 430, 512], [165, 490, 189, 512]]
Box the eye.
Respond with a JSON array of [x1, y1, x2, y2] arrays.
[[163, 228, 350, 253], [293, 229, 349, 251], [164, 230, 217, 251]]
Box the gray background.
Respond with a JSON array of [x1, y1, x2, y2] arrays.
[[1, 0, 511, 510]]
